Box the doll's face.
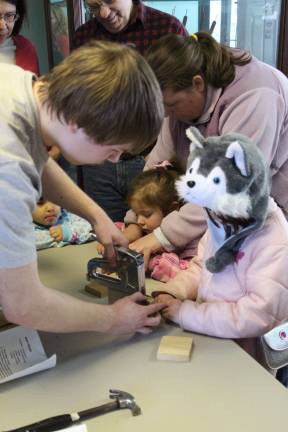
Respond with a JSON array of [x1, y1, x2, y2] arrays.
[[131, 199, 164, 233], [32, 200, 61, 226]]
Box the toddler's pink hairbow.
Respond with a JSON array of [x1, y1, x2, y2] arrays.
[[153, 160, 173, 169]]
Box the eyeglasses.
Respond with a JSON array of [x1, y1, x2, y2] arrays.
[[0, 12, 19, 23], [86, 1, 114, 16]]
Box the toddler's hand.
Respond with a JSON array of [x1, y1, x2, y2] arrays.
[[49, 225, 63, 242], [129, 233, 161, 270], [154, 294, 182, 324]]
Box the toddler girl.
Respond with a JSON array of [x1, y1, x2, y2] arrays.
[[153, 128, 288, 369], [126, 162, 193, 282], [97, 162, 193, 281]]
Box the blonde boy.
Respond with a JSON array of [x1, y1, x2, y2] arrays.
[[0, 40, 164, 334]]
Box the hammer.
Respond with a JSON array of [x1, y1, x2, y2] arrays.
[[4, 389, 142, 432]]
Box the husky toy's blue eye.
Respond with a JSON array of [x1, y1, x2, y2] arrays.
[[213, 177, 220, 184], [189, 168, 193, 174]]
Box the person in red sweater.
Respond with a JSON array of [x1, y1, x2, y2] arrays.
[[0, 0, 39, 75], [0, 1, 62, 184]]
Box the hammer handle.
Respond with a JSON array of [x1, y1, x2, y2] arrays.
[[80, 400, 119, 420], [3, 414, 73, 432], [4, 401, 120, 432]]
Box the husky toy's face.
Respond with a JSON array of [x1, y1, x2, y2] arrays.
[[177, 151, 254, 218], [178, 127, 270, 273], [178, 157, 234, 209], [176, 127, 269, 220]]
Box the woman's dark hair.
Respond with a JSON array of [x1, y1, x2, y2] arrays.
[[7, 0, 27, 35], [146, 32, 252, 91], [127, 162, 182, 217]]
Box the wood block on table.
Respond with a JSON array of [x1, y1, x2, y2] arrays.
[[157, 335, 193, 362], [85, 280, 127, 303]]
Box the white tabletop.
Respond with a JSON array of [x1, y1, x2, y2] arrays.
[[1, 242, 287, 431]]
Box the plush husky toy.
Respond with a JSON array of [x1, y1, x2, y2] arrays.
[[176, 127, 270, 273]]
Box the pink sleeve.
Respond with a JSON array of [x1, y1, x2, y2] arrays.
[[160, 203, 206, 250], [177, 243, 288, 339], [145, 117, 176, 170], [146, 118, 206, 249], [219, 88, 285, 164], [219, 88, 288, 215]]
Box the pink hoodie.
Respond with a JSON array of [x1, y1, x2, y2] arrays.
[[159, 199, 288, 365]]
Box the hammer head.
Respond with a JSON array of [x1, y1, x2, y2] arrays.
[[109, 389, 142, 416]]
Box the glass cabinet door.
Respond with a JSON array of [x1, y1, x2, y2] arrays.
[[45, 0, 71, 67], [145, 0, 282, 67]]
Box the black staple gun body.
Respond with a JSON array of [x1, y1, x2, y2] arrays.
[[87, 247, 145, 296]]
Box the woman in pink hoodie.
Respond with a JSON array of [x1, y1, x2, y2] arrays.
[[126, 32, 288, 278]]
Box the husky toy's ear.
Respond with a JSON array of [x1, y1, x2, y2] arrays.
[[186, 127, 205, 152], [225, 140, 250, 177]]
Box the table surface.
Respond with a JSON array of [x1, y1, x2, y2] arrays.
[[1, 242, 288, 432]]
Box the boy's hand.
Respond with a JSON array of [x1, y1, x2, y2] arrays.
[[123, 224, 142, 243], [49, 225, 63, 242], [109, 292, 165, 335], [96, 242, 105, 256], [92, 212, 128, 265]]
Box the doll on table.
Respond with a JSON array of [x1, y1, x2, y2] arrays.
[[33, 198, 93, 250]]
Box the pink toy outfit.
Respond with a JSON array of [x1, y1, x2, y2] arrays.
[[115, 222, 191, 282], [148, 252, 190, 282]]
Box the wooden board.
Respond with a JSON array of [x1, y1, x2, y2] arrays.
[[157, 335, 193, 362], [85, 280, 109, 298]]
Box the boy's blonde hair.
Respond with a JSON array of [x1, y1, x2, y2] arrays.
[[40, 40, 164, 153]]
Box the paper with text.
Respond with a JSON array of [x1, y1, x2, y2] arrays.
[[0, 326, 56, 384]]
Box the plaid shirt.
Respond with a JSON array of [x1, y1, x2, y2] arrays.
[[73, 0, 188, 55]]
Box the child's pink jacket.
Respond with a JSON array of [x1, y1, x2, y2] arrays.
[[161, 199, 288, 361]]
